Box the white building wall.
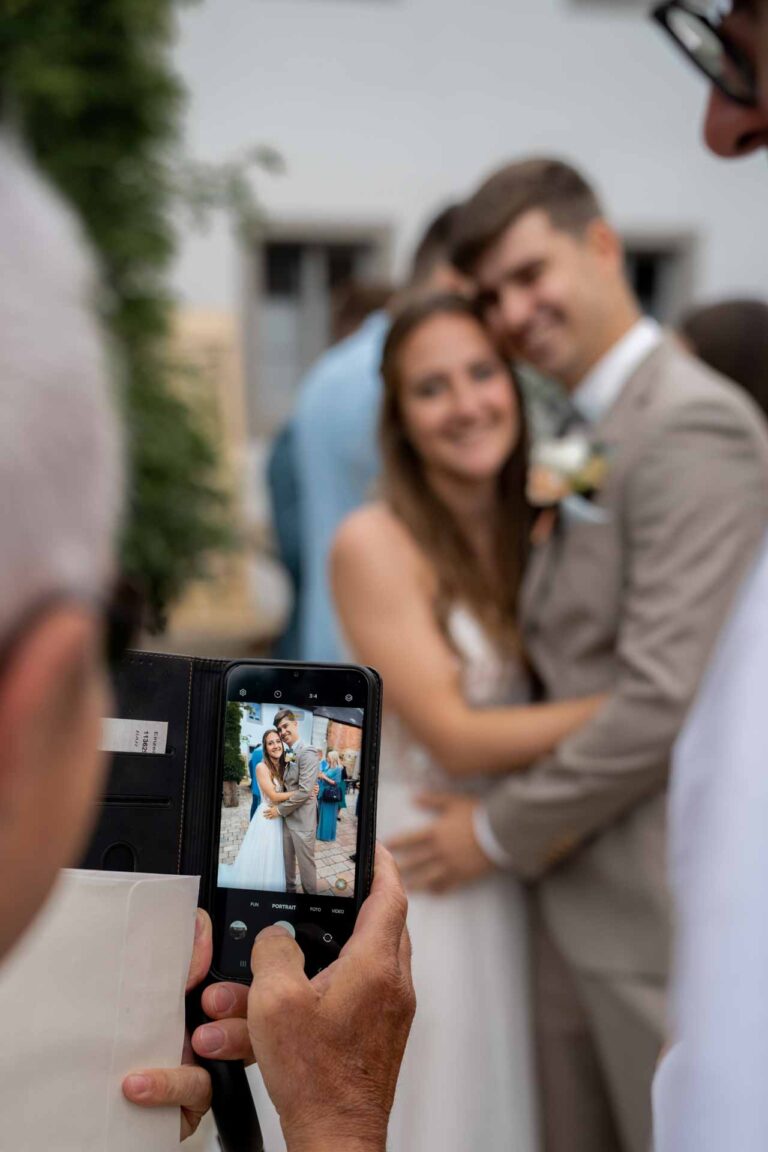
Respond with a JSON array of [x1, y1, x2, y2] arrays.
[[170, 0, 767, 319]]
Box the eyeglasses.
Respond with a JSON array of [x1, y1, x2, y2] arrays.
[[652, 1, 757, 107]]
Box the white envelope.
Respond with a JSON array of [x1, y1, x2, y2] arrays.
[[0, 868, 200, 1152]]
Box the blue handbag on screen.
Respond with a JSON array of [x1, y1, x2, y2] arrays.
[[321, 781, 343, 804]]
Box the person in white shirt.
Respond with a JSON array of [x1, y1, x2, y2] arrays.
[[647, 4, 768, 1151], [388, 156, 768, 1152]]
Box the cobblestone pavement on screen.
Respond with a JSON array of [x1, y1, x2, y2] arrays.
[[219, 783, 358, 897]]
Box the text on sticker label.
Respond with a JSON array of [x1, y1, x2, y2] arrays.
[[100, 718, 169, 755]]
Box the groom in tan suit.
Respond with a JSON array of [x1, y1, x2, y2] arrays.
[[272, 708, 321, 895], [391, 158, 768, 1152]]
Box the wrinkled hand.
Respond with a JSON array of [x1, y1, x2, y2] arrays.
[[192, 845, 415, 1152], [122, 909, 213, 1140], [389, 794, 494, 893], [264, 806, 279, 820]]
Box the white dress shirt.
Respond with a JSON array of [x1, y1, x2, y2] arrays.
[[653, 529, 768, 1152], [572, 317, 663, 424], [473, 317, 663, 868]]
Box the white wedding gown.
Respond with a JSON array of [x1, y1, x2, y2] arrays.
[[218, 779, 286, 892], [377, 605, 540, 1152]]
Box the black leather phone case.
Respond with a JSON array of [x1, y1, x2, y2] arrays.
[[81, 651, 228, 908]]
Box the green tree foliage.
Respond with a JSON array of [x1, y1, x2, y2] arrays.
[[0, 0, 232, 628], [223, 702, 245, 784]]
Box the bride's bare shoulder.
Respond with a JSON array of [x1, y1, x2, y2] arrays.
[[332, 502, 431, 583], [334, 502, 421, 561]]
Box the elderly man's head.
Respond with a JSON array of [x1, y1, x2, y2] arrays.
[[0, 135, 123, 960]]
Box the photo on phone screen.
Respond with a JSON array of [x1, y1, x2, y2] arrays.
[[217, 700, 360, 899], [211, 662, 379, 981]]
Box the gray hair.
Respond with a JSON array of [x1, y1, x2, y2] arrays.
[[0, 133, 123, 647]]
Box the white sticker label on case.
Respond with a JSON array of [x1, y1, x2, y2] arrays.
[[101, 718, 169, 755]]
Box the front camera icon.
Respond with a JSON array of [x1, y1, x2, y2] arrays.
[[274, 690, 282, 699], [345, 694, 353, 703]]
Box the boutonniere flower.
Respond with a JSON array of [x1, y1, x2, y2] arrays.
[[528, 434, 610, 508], [285, 751, 296, 764]]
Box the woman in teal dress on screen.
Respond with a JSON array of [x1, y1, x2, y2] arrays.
[[317, 749, 344, 841]]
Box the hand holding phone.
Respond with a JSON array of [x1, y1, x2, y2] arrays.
[[194, 846, 416, 1152]]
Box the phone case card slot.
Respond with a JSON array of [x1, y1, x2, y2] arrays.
[[104, 752, 187, 802]]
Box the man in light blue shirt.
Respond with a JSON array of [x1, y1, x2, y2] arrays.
[[248, 743, 263, 818], [293, 308, 390, 661], [292, 205, 467, 661]]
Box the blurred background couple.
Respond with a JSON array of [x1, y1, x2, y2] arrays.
[[274, 156, 768, 1152], [220, 708, 321, 896]]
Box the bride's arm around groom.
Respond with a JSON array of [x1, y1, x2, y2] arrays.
[[257, 761, 295, 809]]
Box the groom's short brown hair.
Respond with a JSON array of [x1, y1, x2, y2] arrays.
[[274, 708, 298, 727], [451, 158, 604, 275]]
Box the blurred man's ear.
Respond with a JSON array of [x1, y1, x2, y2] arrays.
[[0, 608, 100, 784], [583, 218, 624, 272], [0, 606, 108, 961]]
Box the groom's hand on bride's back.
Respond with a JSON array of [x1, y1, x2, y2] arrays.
[[191, 845, 416, 1152]]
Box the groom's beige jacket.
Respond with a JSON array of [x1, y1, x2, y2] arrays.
[[489, 336, 768, 979], [277, 740, 321, 833]]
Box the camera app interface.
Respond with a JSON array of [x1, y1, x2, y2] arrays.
[[214, 665, 370, 979], [218, 699, 361, 899]]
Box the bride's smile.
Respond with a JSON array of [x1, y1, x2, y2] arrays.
[[396, 311, 519, 486]]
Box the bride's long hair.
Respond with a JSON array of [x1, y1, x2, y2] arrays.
[[261, 728, 287, 787], [379, 293, 534, 655]]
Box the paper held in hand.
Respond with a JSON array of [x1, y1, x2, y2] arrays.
[[0, 869, 199, 1152]]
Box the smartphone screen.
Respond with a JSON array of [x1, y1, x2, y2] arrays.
[[211, 662, 379, 981]]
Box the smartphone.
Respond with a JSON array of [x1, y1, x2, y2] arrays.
[[210, 661, 381, 981]]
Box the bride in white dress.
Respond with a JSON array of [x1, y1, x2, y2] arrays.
[[331, 295, 603, 1151], [218, 730, 295, 892]]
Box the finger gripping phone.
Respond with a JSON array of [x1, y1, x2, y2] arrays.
[[210, 661, 381, 982]]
